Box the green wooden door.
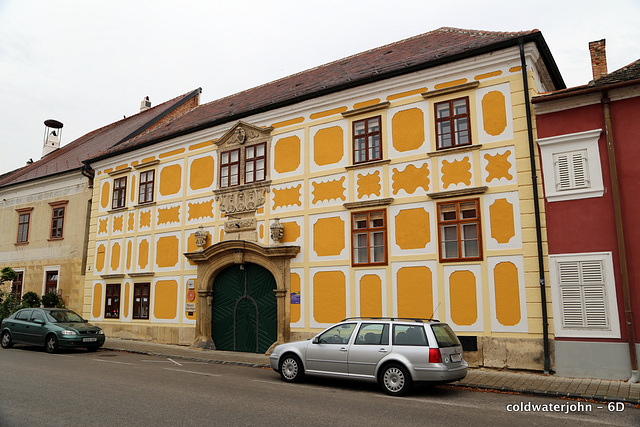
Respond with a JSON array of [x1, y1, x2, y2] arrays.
[[211, 263, 277, 353]]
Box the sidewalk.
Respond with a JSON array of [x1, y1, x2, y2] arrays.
[[103, 337, 640, 405]]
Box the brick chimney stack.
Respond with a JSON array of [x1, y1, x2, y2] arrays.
[[589, 39, 608, 80]]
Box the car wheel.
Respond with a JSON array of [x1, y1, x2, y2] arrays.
[[279, 354, 304, 383], [86, 346, 99, 352], [379, 363, 412, 396], [45, 335, 59, 354], [1, 331, 13, 349]]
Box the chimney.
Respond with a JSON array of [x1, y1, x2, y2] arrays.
[[42, 119, 63, 158], [140, 96, 151, 112], [589, 39, 608, 80]]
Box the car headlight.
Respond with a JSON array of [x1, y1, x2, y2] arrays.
[[61, 330, 77, 336], [97, 330, 104, 335]]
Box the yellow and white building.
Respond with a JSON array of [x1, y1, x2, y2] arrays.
[[83, 28, 565, 370]]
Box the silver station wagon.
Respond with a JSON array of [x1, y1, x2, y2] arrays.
[[270, 317, 467, 395]]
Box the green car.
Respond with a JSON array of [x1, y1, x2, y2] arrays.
[[1, 308, 105, 353]]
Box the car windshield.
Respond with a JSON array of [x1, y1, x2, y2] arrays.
[[45, 310, 84, 323], [431, 324, 461, 348]]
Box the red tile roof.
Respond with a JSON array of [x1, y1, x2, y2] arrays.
[[534, 59, 640, 102], [90, 27, 563, 162], [0, 89, 201, 188]]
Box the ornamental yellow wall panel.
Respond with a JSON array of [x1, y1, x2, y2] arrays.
[[475, 83, 514, 143], [158, 162, 183, 198], [394, 208, 430, 250], [92, 283, 103, 318], [487, 256, 528, 332], [310, 123, 348, 173], [272, 183, 303, 211], [391, 107, 425, 153], [480, 146, 517, 186], [312, 216, 345, 258], [100, 182, 110, 210], [313, 126, 344, 166], [444, 265, 483, 332], [393, 262, 436, 319], [311, 176, 346, 205], [389, 202, 437, 257], [154, 279, 178, 320], [358, 274, 383, 317], [391, 161, 430, 196], [356, 170, 382, 199], [189, 155, 214, 191], [440, 155, 473, 190], [311, 268, 348, 326], [137, 238, 150, 271], [155, 235, 180, 270]]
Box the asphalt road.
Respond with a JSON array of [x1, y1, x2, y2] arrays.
[[0, 346, 638, 427]]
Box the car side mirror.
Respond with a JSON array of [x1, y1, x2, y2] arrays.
[[312, 336, 320, 344], [33, 319, 44, 325]]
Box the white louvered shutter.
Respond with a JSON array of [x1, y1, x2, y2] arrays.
[[558, 260, 608, 329], [553, 150, 589, 191]]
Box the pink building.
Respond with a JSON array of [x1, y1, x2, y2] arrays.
[[533, 40, 640, 380]]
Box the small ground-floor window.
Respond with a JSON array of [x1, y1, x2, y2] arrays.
[[133, 283, 150, 319], [105, 283, 121, 318]]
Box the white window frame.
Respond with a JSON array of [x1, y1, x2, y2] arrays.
[[537, 129, 604, 202], [549, 252, 620, 338]]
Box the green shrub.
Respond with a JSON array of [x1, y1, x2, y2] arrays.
[[42, 292, 65, 308], [0, 293, 19, 322], [21, 291, 41, 308]]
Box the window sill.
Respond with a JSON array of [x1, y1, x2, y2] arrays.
[[352, 262, 388, 268], [47, 237, 64, 242], [108, 207, 128, 214], [345, 159, 390, 170], [439, 257, 484, 263], [343, 198, 394, 210], [545, 188, 604, 202], [427, 144, 482, 157], [134, 202, 156, 209], [128, 272, 155, 278], [427, 186, 487, 199], [100, 274, 125, 279], [14, 242, 29, 246]]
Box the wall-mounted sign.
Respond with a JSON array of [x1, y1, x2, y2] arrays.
[[290, 292, 300, 304]]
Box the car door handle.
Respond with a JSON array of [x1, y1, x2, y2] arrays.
[[379, 348, 388, 353], [339, 347, 348, 352]]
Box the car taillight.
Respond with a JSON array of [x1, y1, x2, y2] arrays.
[[429, 348, 442, 363]]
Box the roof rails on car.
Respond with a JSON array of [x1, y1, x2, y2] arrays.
[[340, 316, 440, 323]]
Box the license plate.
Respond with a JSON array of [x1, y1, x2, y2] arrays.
[[450, 353, 461, 363], [83, 337, 97, 342]]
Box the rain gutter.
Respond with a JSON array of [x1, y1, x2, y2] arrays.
[[520, 40, 551, 374], [601, 92, 639, 383]]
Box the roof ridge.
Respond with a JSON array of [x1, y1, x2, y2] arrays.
[[195, 27, 535, 111]]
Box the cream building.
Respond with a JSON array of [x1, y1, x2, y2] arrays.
[[83, 28, 565, 370]]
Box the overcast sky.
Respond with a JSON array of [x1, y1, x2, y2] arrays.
[[1, 0, 639, 176]]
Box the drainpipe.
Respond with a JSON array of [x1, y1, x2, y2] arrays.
[[601, 92, 639, 383], [519, 41, 551, 374]]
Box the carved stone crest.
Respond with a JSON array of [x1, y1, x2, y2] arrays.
[[235, 127, 246, 144], [270, 218, 284, 243]]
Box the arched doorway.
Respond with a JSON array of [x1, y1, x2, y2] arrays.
[[184, 240, 300, 352], [211, 263, 277, 353]]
